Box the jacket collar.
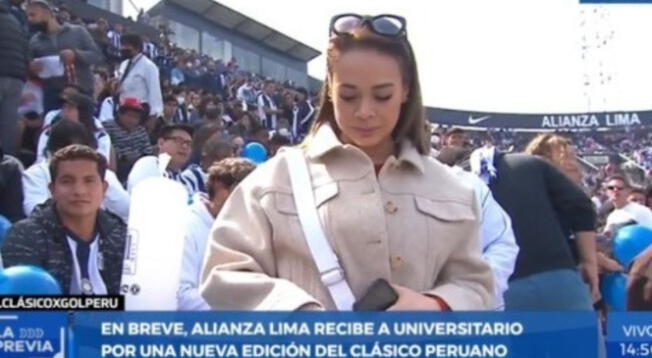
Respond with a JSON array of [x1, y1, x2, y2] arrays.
[[306, 123, 425, 174], [33, 201, 66, 239]]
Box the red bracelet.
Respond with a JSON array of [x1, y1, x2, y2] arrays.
[[430, 295, 451, 311]]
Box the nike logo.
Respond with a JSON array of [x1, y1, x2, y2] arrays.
[[468, 115, 491, 125]]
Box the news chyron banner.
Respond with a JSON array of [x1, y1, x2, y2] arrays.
[[609, 312, 652, 358], [427, 107, 652, 131], [74, 312, 599, 358], [0, 312, 68, 358]]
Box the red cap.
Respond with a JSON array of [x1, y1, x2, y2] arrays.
[[120, 97, 144, 112]]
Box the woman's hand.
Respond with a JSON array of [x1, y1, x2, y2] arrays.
[[387, 285, 444, 311]]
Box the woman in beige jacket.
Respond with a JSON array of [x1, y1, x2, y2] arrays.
[[200, 14, 494, 311]]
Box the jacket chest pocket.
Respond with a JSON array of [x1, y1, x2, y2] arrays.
[[271, 183, 339, 280], [413, 196, 476, 285], [274, 182, 339, 216]]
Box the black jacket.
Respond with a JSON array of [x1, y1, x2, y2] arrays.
[[489, 153, 596, 280], [0, 154, 24, 223], [1, 201, 127, 294], [8, 1, 27, 33], [0, 0, 28, 81]]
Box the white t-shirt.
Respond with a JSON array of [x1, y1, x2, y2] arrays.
[[98, 97, 115, 123], [606, 202, 652, 231], [127, 155, 195, 195], [591, 196, 602, 211], [36, 109, 112, 163], [449, 166, 518, 310], [237, 83, 255, 103], [177, 193, 214, 310]]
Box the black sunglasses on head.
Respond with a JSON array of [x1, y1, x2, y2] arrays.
[[330, 14, 407, 38]]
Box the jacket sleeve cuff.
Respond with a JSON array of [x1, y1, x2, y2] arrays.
[[255, 279, 323, 311], [201, 272, 323, 311], [425, 282, 491, 311]]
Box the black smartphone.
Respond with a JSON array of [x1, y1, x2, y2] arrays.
[[353, 278, 399, 311]]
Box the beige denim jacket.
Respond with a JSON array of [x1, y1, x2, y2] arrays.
[[200, 124, 494, 310]]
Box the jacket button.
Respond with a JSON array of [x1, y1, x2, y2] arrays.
[[385, 201, 398, 214], [390, 255, 403, 270]]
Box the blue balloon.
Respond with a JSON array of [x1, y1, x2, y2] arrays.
[[613, 225, 652, 268], [242, 142, 268, 164], [0, 215, 10, 247], [601, 273, 628, 311], [0, 266, 62, 295]]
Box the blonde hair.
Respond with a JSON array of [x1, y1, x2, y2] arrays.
[[526, 133, 582, 184], [526, 134, 570, 158]]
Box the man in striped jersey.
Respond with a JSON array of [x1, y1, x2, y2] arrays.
[[292, 87, 315, 142], [181, 138, 235, 195], [142, 36, 158, 60], [103, 97, 153, 182], [106, 23, 123, 65], [127, 124, 194, 195]]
